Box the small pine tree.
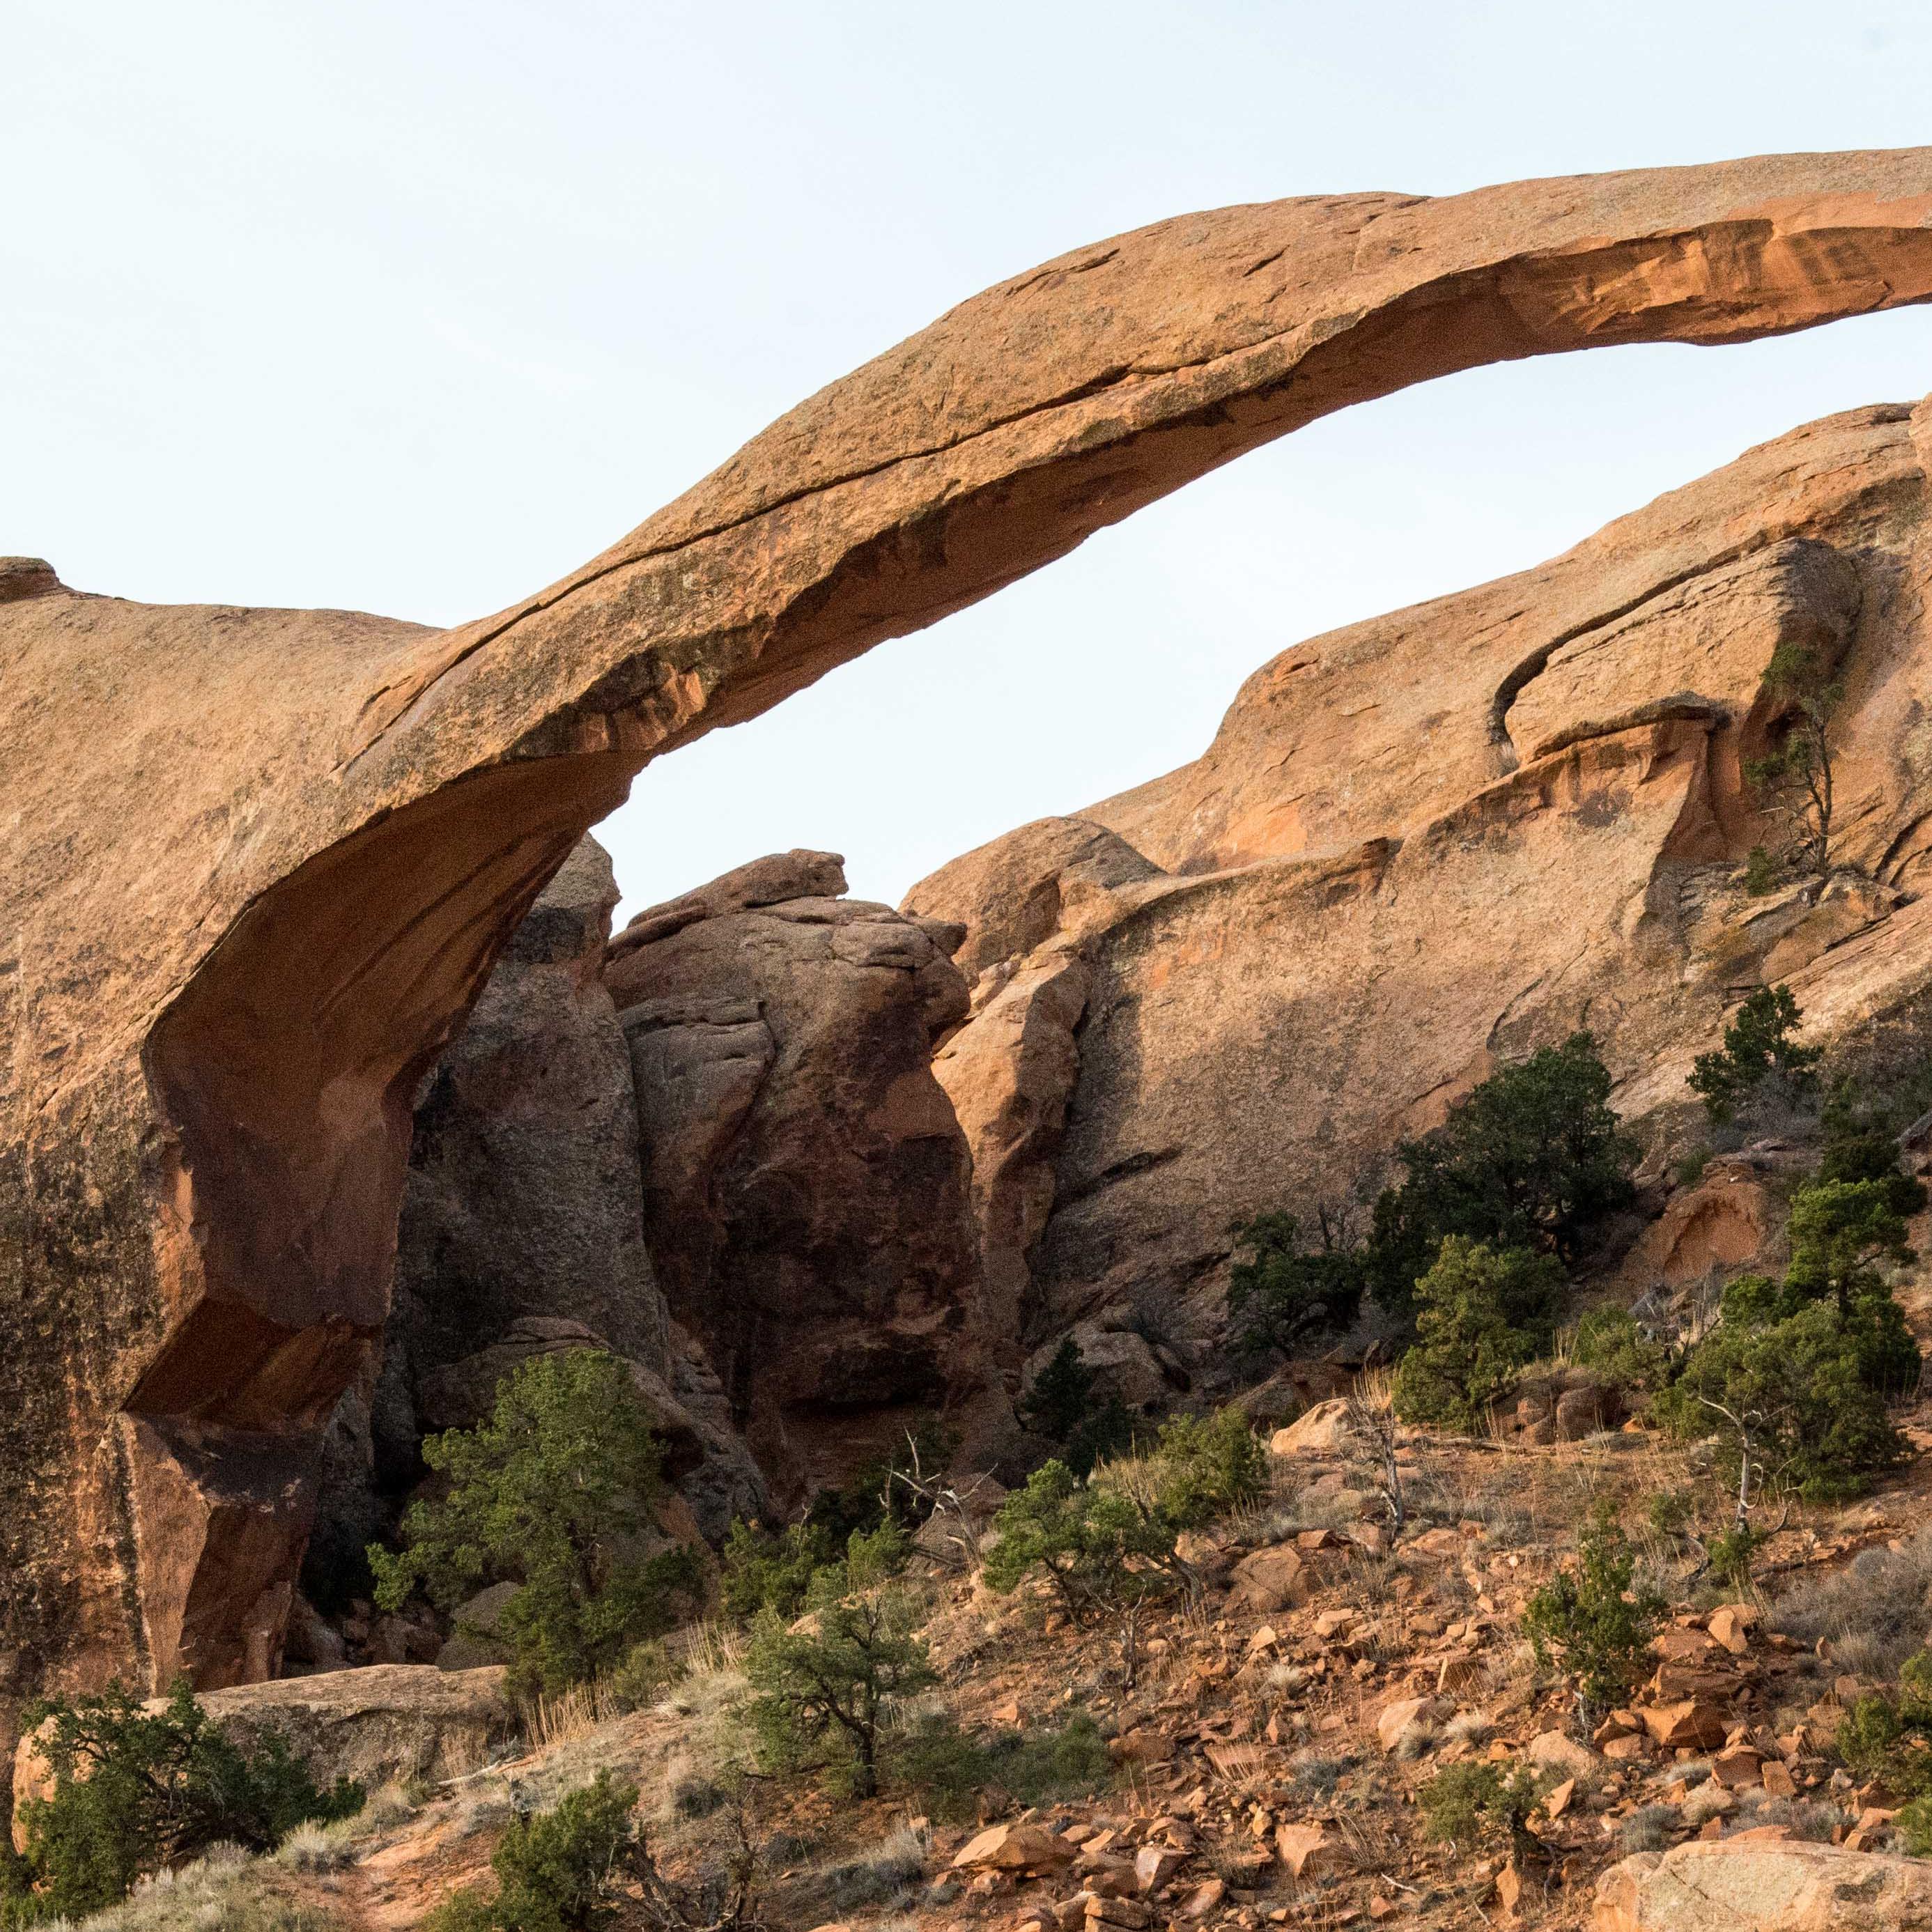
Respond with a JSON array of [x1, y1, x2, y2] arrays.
[[1742, 844, 1781, 895], [1018, 1339, 1133, 1478], [1391, 1239, 1563, 1432], [368, 1350, 694, 1694], [1743, 638, 1843, 879], [1367, 1033, 1634, 1322], [1522, 1502, 1664, 1722], [719, 1519, 837, 1623], [1655, 1127, 1922, 1504], [1818, 1127, 1931, 1219], [743, 1523, 934, 1799], [1021, 1338, 1094, 1439], [1688, 984, 1822, 1125], [1653, 1290, 1910, 1502], [1226, 1210, 1366, 1360], [1785, 1177, 1917, 1329]]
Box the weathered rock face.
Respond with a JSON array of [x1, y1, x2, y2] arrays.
[[604, 853, 987, 1497], [307, 838, 764, 1593], [1614, 1158, 1784, 1295], [909, 401, 1932, 1352], [390, 837, 669, 1387], [8, 150, 1932, 1732]]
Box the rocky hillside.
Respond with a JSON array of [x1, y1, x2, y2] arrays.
[[42, 1325, 1932, 1932]]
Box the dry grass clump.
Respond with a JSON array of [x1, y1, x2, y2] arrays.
[[75, 1844, 337, 1932], [809, 1822, 929, 1915], [1679, 1783, 1734, 1828], [271, 1821, 358, 1874], [346, 1784, 418, 1839], [1771, 1527, 1932, 1679], [1439, 1710, 1492, 1751], [1618, 1804, 1676, 1854]]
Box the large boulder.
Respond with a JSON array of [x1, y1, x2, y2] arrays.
[[605, 853, 991, 1497], [8, 148, 1932, 1729], [1614, 1157, 1784, 1300], [1593, 1839, 1932, 1930], [1021, 1317, 1182, 1412]]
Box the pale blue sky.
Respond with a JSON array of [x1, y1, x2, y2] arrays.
[[7, 2, 1932, 916]]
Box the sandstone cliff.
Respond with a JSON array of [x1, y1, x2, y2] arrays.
[[909, 401, 1932, 1363], [8, 150, 1932, 1738]]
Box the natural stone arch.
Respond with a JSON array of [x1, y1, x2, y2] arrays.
[[6, 148, 1932, 1715]]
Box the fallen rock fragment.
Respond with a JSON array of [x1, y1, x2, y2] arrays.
[[1228, 1544, 1308, 1613], [1275, 1821, 1354, 1880], [955, 1823, 1079, 1876]]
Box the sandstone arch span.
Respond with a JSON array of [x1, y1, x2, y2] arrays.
[[6, 148, 1932, 1718]]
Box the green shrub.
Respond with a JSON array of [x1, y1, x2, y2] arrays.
[[1018, 1339, 1134, 1479], [1743, 845, 1782, 895], [1689, 984, 1821, 1125], [1572, 1306, 1669, 1395], [1821, 988, 1932, 1139], [1646, 1490, 1693, 1538], [1368, 1033, 1635, 1320], [1674, 1145, 1712, 1189], [1391, 1239, 1563, 1432], [1706, 1521, 1763, 1592], [980, 1461, 1183, 1623], [1226, 1210, 1366, 1361], [1419, 1761, 1540, 1853], [743, 1524, 934, 1798], [0, 1680, 360, 1925], [1839, 1650, 1932, 1801], [605, 1637, 681, 1713], [425, 1772, 640, 1932], [1144, 1406, 1267, 1527], [368, 1350, 695, 1695], [1522, 1503, 1664, 1721], [720, 1519, 837, 1623], [1900, 1795, 1932, 1857], [897, 1710, 1113, 1819]]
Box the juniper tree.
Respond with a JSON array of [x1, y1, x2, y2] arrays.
[[369, 1350, 694, 1694]]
